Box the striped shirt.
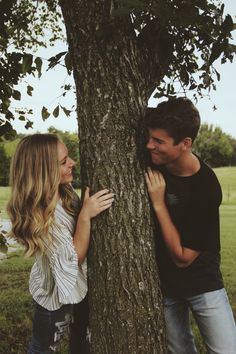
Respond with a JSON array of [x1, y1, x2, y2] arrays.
[[29, 198, 87, 311]]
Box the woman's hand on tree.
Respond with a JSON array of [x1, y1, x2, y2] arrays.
[[80, 187, 114, 220]]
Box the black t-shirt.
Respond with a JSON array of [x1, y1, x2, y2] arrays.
[[154, 157, 224, 297]]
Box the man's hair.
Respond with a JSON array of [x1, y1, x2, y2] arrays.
[[145, 97, 201, 144]]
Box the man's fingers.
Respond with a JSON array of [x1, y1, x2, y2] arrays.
[[145, 172, 151, 188], [146, 167, 159, 185]]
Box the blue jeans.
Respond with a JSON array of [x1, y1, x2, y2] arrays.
[[70, 296, 90, 354], [164, 288, 236, 354], [28, 302, 73, 354]]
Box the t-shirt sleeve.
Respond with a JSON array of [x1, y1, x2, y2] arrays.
[[49, 237, 79, 304]]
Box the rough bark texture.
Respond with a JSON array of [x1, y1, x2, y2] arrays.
[[59, 1, 167, 353]]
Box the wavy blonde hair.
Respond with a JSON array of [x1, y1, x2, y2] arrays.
[[7, 134, 77, 257]]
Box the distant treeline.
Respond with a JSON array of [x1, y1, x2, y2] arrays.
[[193, 123, 236, 167], [0, 124, 236, 186]]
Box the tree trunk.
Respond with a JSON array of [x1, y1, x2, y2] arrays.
[[59, 1, 167, 353]]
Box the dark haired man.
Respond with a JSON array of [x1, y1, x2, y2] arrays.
[[145, 97, 236, 353]]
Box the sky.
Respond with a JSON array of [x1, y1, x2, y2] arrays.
[[12, 0, 236, 138]]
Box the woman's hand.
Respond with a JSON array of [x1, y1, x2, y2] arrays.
[[145, 167, 166, 210], [79, 187, 114, 221]]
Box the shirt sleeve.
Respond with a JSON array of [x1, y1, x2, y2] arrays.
[[49, 236, 80, 304]]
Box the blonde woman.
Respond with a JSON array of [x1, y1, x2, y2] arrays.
[[7, 134, 114, 354]]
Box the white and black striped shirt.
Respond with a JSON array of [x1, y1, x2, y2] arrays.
[[29, 199, 87, 311]]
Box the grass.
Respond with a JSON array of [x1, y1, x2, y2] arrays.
[[0, 251, 34, 353], [0, 250, 69, 354], [0, 186, 10, 219], [0, 167, 235, 353], [214, 166, 236, 205]]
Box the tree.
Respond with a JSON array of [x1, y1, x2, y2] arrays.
[[0, 144, 10, 186], [0, 0, 64, 138], [229, 137, 236, 165], [58, 1, 235, 352], [194, 123, 235, 167], [1, 1, 236, 353]]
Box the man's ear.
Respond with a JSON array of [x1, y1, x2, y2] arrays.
[[181, 137, 192, 150]]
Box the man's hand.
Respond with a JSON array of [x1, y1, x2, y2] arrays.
[[145, 167, 166, 210]]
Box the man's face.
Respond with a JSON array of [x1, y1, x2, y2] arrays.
[[146, 128, 183, 166]]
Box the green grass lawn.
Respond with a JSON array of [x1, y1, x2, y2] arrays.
[[215, 166, 236, 205], [0, 167, 235, 353], [0, 186, 10, 219]]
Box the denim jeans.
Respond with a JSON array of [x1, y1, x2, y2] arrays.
[[28, 302, 73, 354], [164, 288, 236, 354], [70, 295, 90, 354]]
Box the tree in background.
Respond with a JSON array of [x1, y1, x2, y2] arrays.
[[228, 136, 236, 165], [1, 1, 235, 352], [194, 123, 234, 167], [0, 145, 10, 186]]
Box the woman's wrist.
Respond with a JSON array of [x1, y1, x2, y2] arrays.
[[78, 209, 91, 223]]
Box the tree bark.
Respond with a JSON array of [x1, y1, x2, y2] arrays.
[[59, 1, 167, 353]]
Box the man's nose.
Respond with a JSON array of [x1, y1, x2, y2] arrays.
[[146, 138, 154, 149]]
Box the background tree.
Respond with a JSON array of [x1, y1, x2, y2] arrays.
[[0, 0, 64, 138], [0, 145, 10, 186], [228, 136, 236, 165], [194, 123, 234, 167], [1, 1, 236, 353]]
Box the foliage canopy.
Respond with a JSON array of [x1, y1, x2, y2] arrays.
[[0, 0, 235, 138]]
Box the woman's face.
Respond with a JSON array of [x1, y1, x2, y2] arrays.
[[57, 141, 75, 184]]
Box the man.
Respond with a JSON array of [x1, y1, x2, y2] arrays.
[[144, 97, 236, 354]]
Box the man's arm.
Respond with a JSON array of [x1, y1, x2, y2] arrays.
[[145, 167, 199, 268]]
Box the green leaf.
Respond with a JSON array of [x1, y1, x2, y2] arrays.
[[19, 115, 26, 121], [53, 105, 60, 118], [0, 121, 15, 139], [35, 57, 43, 78], [221, 15, 234, 34], [12, 90, 21, 100], [25, 120, 34, 129], [209, 42, 224, 65], [61, 105, 71, 117], [41, 106, 50, 120], [48, 51, 67, 70], [27, 85, 34, 96], [6, 110, 14, 120], [22, 54, 33, 74]]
